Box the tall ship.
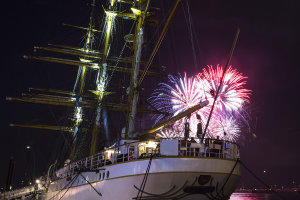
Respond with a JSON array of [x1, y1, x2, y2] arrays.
[[2, 0, 246, 199]]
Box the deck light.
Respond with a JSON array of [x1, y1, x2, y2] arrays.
[[145, 141, 157, 148]]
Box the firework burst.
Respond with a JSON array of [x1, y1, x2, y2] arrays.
[[149, 65, 251, 141], [149, 73, 209, 139], [209, 115, 240, 141], [149, 73, 203, 124], [156, 128, 181, 139], [196, 65, 251, 113]]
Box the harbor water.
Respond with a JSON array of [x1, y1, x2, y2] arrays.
[[230, 192, 300, 200]]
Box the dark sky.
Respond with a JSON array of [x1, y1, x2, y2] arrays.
[[1, 0, 300, 189]]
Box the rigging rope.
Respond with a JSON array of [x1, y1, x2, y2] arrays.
[[57, 176, 78, 200], [148, 4, 174, 46], [107, 20, 136, 83], [239, 160, 287, 200], [202, 28, 240, 140], [182, 0, 198, 71], [218, 158, 239, 195], [79, 173, 102, 197], [48, 173, 79, 200], [136, 155, 153, 200]]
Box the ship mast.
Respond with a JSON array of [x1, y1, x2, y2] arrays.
[[125, 0, 150, 138], [7, 0, 177, 162], [70, 0, 97, 160], [90, 0, 117, 155], [126, 0, 182, 138], [77, 0, 96, 96]]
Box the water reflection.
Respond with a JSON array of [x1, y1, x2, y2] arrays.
[[230, 192, 299, 200], [230, 193, 274, 200]]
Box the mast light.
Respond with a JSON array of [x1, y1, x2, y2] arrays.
[[105, 10, 117, 18], [79, 58, 92, 63], [131, 7, 142, 15]]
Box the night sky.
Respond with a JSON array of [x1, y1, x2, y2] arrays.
[[1, 0, 300, 190]]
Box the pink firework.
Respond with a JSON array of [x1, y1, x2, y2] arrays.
[[196, 65, 251, 114]]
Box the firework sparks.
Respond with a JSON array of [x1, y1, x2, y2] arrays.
[[156, 128, 181, 139], [149, 73, 207, 139], [150, 65, 251, 141], [149, 73, 203, 124], [209, 115, 240, 141], [196, 65, 251, 113]]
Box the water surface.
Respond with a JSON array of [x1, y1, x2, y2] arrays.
[[230, 192, 299, 200]]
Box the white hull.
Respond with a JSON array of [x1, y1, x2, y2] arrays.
[[45, 157, 239, 200]]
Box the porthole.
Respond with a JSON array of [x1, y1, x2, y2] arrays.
[[106, 171, 110, 179], [198, 175, 211, 185]]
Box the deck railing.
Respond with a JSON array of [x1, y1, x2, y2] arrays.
[[0, 138, 239, 199], [178, 139, 239, 159], [0, 186, 37, 199], [55, 139, 239, 179]]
